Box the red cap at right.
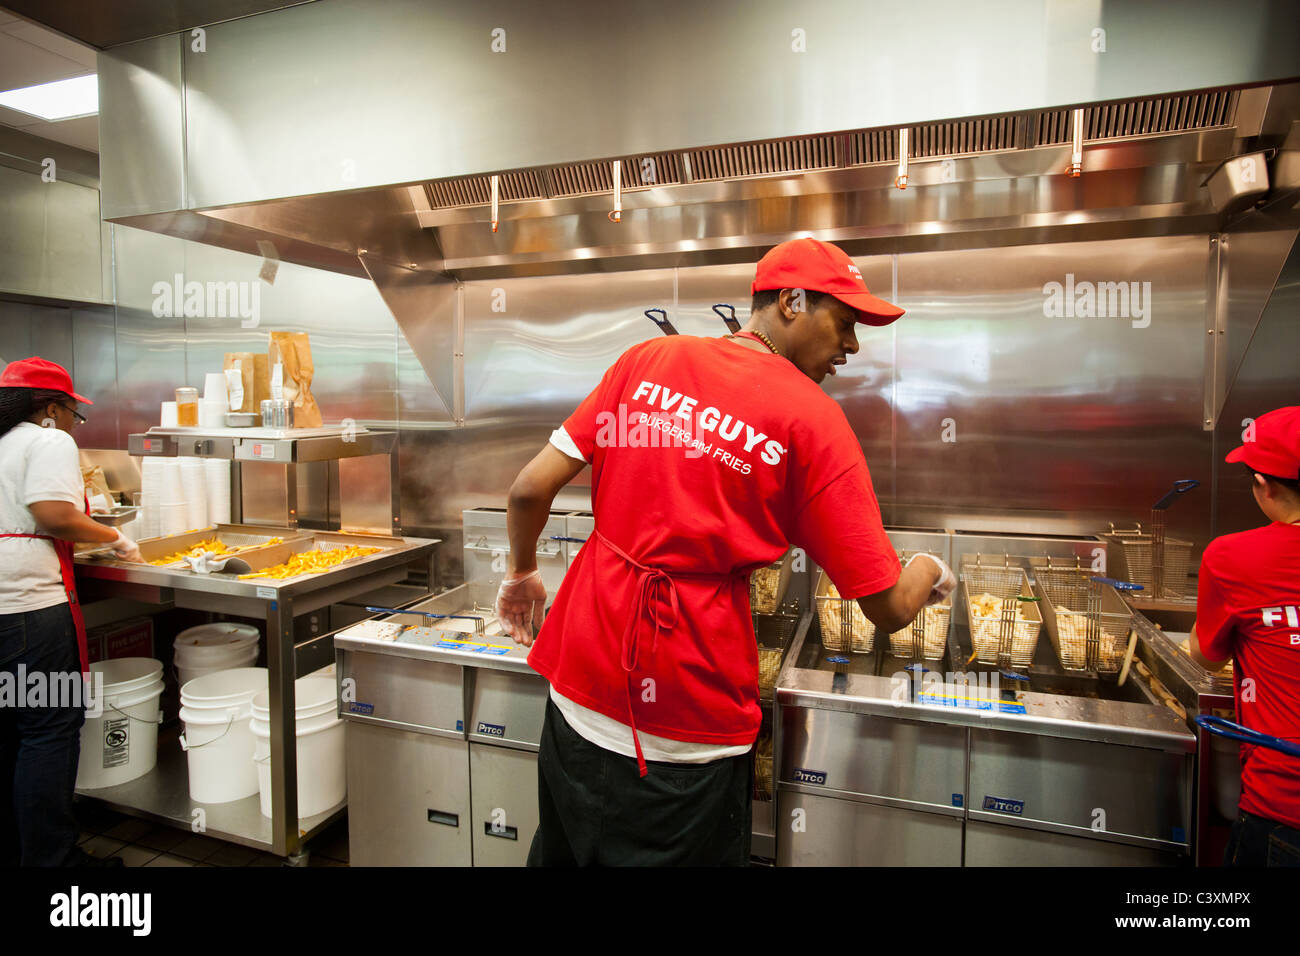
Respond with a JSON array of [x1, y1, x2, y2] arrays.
[[1225, 405, 1300, 479], [751, 238, 904, 326]]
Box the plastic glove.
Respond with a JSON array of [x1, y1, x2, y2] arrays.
[[496, 569, 547, 646], [908, 552, 955, 606], [111, 529, 143, 563]]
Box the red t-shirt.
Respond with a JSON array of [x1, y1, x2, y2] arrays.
[[1197, 521, 1300, 829], [527, 335, 899, 748]]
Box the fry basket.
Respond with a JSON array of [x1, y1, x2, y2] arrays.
[[959, 556, 1042, 669], [750, 550, 794, 615], [885, 549, 951, 660], [815, 569, 873, 653], [1101, 523, 1193, 600], [1032, 559, 1134, 673]]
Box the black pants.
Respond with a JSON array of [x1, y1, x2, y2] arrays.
[[0, 602, 86, 867], [527, 698, 752, 866], [1223, 808, 1300, 867]]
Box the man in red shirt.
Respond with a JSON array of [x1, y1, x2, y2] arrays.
[[1191, 405, 1300, 867], [497, 238, 954, 865]]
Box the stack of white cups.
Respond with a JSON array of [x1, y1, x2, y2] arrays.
[[159, 459, 187, 535], [138, 458, 164, 540], [204, 459, 231, 525], [199, 372, 228, 428], [179, 457, 209, 530]]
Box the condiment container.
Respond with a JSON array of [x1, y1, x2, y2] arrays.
[[175, 387, 199, 426]]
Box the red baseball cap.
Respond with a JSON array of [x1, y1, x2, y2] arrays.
[[751, 237, 905, 326], [1226, 405, 1300, 479], [0, 356, 93, 405]]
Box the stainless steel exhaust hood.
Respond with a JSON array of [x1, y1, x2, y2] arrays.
[[109, 85, 1292, 285]]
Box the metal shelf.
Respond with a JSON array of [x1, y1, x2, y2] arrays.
[[129, 427, 396, 463], [74, 533, 439, 856], [76, 728, 345, 854]]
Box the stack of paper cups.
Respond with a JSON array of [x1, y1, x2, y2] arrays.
[[204, 459, 231, 525], [138, 458, 164, 539], [179, 457, 208, 530], [198, 400, 226, 428], [160, 459, 187, 535], [160, 402, 178, 428], [203, 372, 228, 406], [201, 373, 229, 427]]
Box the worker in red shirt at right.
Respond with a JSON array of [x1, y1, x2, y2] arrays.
[[1191, 405, 1300, 867]]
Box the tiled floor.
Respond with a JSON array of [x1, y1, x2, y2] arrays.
[[73, 798, 349, 867]]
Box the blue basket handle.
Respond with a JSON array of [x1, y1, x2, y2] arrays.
[[1153, 479, 1200, 511], [1090, 576, 1144, 591], [645, 308, 677, 335], [1195, 715, 1300, 758], [549, 535, 588, 543], [711, 303, 741, 332]]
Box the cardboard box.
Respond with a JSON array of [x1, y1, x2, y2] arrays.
[[86, 617, 155, 664]]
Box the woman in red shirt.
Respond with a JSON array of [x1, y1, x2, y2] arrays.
[[1191, 405, 1300, 867]]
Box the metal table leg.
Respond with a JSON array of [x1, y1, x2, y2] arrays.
[[266, 593, 300, 856]]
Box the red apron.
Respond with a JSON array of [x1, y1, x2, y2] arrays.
[[594, 528, 746, 778], [0, 494, 91, 674]]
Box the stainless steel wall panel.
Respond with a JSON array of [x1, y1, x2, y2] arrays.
[[1215, 226, 1300, 538], [109, 225, 189, 443], [462, 269, 675, 422], [1217, 227, 1299, 405], [893, 236, 1213, 552], [0, 302, 35, 361], [368, 260, 456, 424], [0, 301, 117, 444], [0, 165, 105, 302], [69, 305, 120, 448], [97, 37, 185, 220]]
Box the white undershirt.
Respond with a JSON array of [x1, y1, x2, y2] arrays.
[[545, 426, 754, 764]]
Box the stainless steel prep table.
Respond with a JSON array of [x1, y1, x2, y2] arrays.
[[334, 583, 547, 866], [72, 529, 440, 858]]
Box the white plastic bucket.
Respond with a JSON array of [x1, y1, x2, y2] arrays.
[[179, 667, 267, 803], [249, 676, 345, 818], [173, 623, 259, 688], [76, 658, 165, 790]]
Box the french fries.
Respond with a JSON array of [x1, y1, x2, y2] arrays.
[[238, 544, 380, 580], [148, 536, 283, 566]]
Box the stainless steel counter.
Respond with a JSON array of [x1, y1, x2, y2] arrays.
[[73, 528, 440, 858]]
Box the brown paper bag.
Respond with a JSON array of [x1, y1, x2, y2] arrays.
[[81, 465, 114, 510], [268, 332, 322, 428], [222, 353, 271, 413]]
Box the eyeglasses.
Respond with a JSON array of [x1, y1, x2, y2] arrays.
[[59, 403, 86, 425]]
